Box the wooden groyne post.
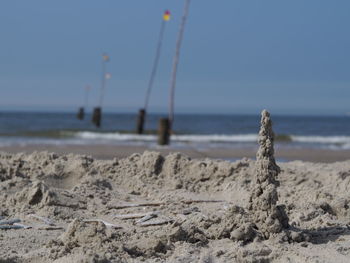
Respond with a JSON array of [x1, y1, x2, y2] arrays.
[[92, 107, 102, 128], [158, 118, 170, 145], [136, 109, 146, 134], [77, 107, 84, 120], [77, 85, 90, 121]]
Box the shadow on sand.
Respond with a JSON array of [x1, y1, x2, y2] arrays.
[[290, 225, 350, 244]]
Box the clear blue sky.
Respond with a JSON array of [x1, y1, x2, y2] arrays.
[[0, 0, 349, 115]]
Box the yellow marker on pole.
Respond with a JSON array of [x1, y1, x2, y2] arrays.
[[163, 10, 171, 21], [103, 54, 110, 62]]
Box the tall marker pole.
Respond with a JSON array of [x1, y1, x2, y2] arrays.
[[137, 10, 171, 134], [92, 53, 110, 128], [158, 0, 191, 145], [99, 54, 109, 108], [85, 85, 91, 110], [169, 0, 191, 127]]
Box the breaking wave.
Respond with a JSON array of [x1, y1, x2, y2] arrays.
[[1, 130, 350, 149], [73, 131, 350, 149], [75, 132, 259, 143]]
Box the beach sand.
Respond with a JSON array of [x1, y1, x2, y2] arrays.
[[1, 144, 350, 163], [1, 110, 349, 262], [0, 150, 349, 262]]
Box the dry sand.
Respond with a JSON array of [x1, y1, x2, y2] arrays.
[[0, 112, 349, 262], [0, 150, 349, 262]]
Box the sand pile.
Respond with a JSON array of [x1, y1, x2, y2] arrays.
[[0, 111, 350, 262], [248, 110, 289, 239]]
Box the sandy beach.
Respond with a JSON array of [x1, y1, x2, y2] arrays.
[[0, 112, 349, 263], [2, 0, 350, 261]]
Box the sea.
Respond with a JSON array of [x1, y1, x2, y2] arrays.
[[0, 111, 349, 150]]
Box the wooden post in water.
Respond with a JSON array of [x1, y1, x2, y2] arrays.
[[92, 107, 102, 128], [136, 109, 146, 134], [77, 85, 90, 121], [158, 118, 170, 145], [137, 10, 171, 134], [77, 107, 84, 120]]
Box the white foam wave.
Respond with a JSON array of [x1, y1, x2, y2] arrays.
[[341, 143, 350, 150], [75, 132, 350, 145], [291, 135, 350, 144], [172, 134, 258, 143], [77, 132, 157, 141], [1, 132, 350, 150], [75, 132, 258, 143]]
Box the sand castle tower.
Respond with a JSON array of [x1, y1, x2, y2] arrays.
[[249, 110, 289, 239]]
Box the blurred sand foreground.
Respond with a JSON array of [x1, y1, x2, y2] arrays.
[[0, 149, 349, 262]]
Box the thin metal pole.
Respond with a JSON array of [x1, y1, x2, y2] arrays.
[[99, 59, 107, 107], [144, 19, 166, 110], [169, 0, 191, 128], [85, 85, 90, 109]]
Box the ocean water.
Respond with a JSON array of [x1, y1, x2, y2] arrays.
[[0, 111, 349, 150]]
